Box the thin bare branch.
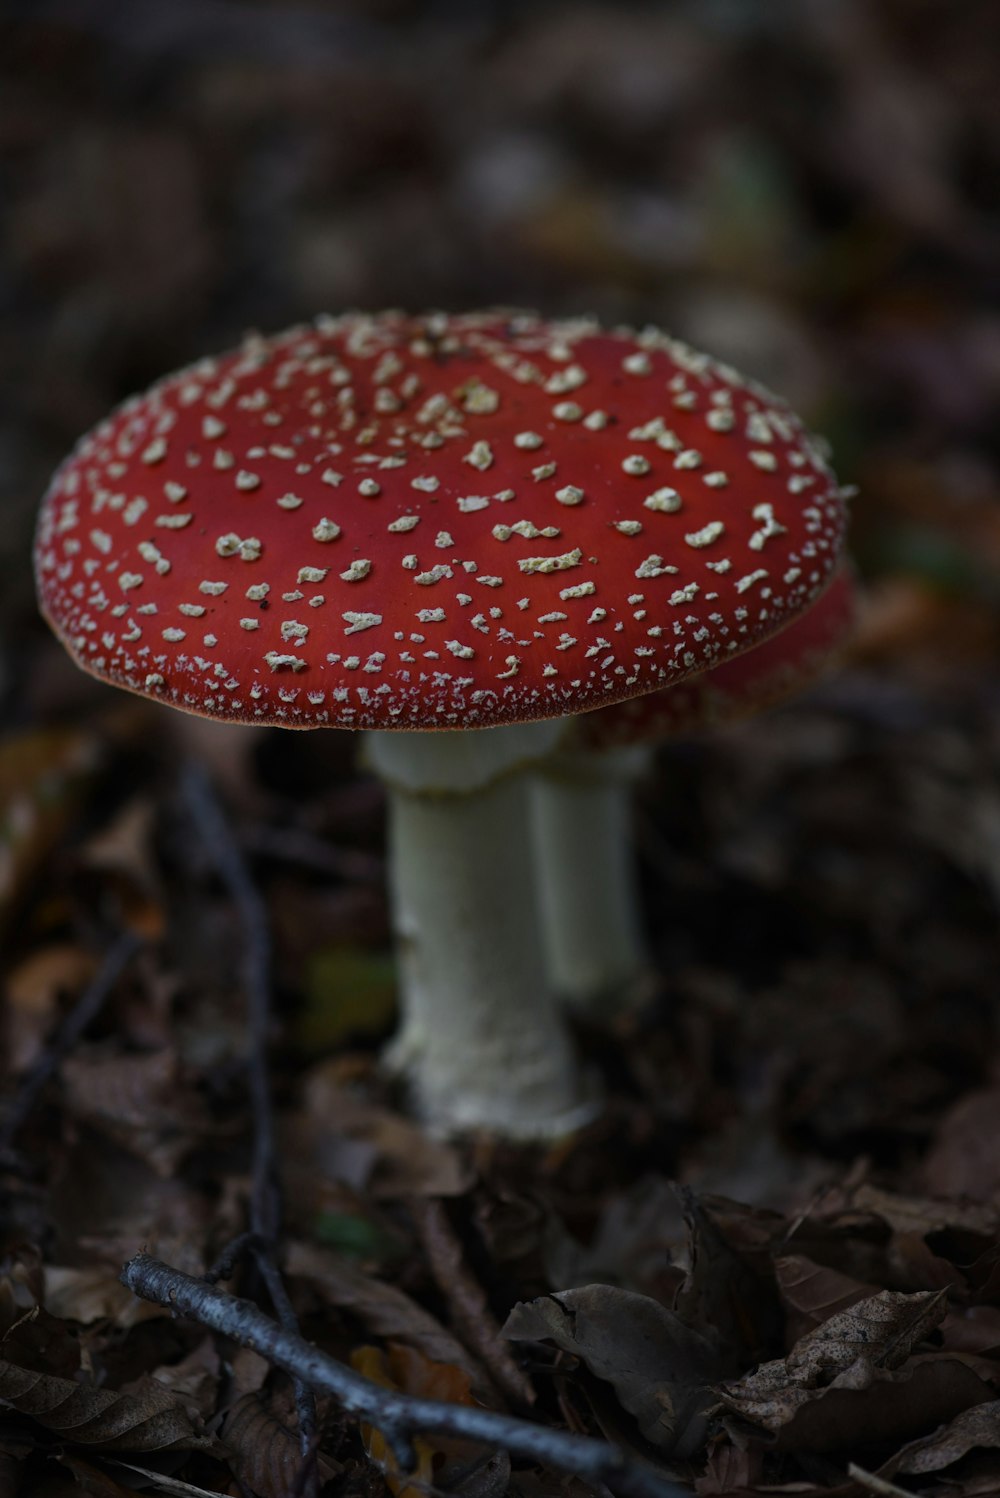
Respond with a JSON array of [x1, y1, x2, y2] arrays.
[[0, 928, 141, 1158], [181, 762, 318, 1494], [122, 1252, 690, 1498]]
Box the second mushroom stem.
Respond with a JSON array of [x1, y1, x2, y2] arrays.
[[532, 743, 654, 1014]]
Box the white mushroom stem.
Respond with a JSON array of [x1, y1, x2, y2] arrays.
[[532, 743, 654, 1013], [365, 723, 598, 1139]]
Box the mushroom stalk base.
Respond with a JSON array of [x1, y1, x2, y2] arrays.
[[385, 773, 595, 1139], [533, 745, 653, 1013]]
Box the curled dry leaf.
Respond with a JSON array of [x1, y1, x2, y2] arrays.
[[722, 1289, 997, 1453], [895, 1396, 1000, 1474], [503, 1284, 723, 1457]]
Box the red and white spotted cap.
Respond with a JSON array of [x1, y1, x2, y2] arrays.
[[577, 566, 857, 750], [34, 311, 849, 731]]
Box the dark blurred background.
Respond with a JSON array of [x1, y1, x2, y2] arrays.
[[4, 0, 1000, 656]]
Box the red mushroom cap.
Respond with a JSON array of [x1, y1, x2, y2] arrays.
[[35, 311, 849, 731], [577, 566, 857, 750]]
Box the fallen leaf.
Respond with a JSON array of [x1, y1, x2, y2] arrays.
[[3, 945, 97, 1074], [775, 1255, 877, 1333], [292, 1066, 472, 1198], [0, 728, 102, 929], [727, 1354, 994, 1454], [0, 1316, 216, 1451], [44, 1266, 159, 1330], [286, 1239, 489, 1395], [222, 1391, 337, 1498], [123, 1338, 220, 1422], [894, 1397, 1000, 1474], [675, 1190, 782, 1367], [503, 1284, 722, 1456], [59, 1048, 207, 1178], [721, 1287, 997, 1454], [0, 1245, 44, 1336], [924, 1089, 1000, 1205], [351, 1341, 497, 1498], [76, 799, 165, 941]]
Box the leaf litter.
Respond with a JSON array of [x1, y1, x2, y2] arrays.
[[5, 2, 1000, 1494]]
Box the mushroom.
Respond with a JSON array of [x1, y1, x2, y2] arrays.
[[532, 568, 857, 1012], [34, 311, 849, 1137]]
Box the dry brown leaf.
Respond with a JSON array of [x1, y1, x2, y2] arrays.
[[924, 1089, 1000, 1205], [0, 728, 103, 927], [775, 1255, 877, 1331], [123, 1338, 220, 1423], [727, 1354, 994, 1454], [0, 1245, 44, 1337], [785, 1287, 946, 1385], [222, 1391, 337, 1498], [295, 1065, 473, 1198], [59, 1047, 207, 1177], [943, 1305, 1000, 1356], [43, 1266, 160, 1330], [676, 1191, 782, 1367], [695, 1436, 764, 1495], [721, 1287, 997, 1454], [286, 1239, 489, 1395], [849, 1182, 999, 1240], [895, 1397, 1000, 1474], [0, 1316, 217, 1452], [351, 1341, 496, 1498], [76, 799, 166, 942], [503, 1284, 722, 1456], [3, 945, 97, 1074]]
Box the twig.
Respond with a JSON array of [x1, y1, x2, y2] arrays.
[[0, 929, 141, 1157], [181, 764, 278, 1239], [411, 1198, 536, 1410], [846, 1464, 912, 1497], [122, 1252, 689, 1498], [203, 1231, 262, 1286], [181, 763, 318, 1494]]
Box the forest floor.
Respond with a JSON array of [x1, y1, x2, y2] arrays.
[[4, 587, 1000, 1498]]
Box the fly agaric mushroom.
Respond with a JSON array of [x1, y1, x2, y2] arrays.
[[34, 311, 849, 1137], [533, 567, 857, 1011]]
